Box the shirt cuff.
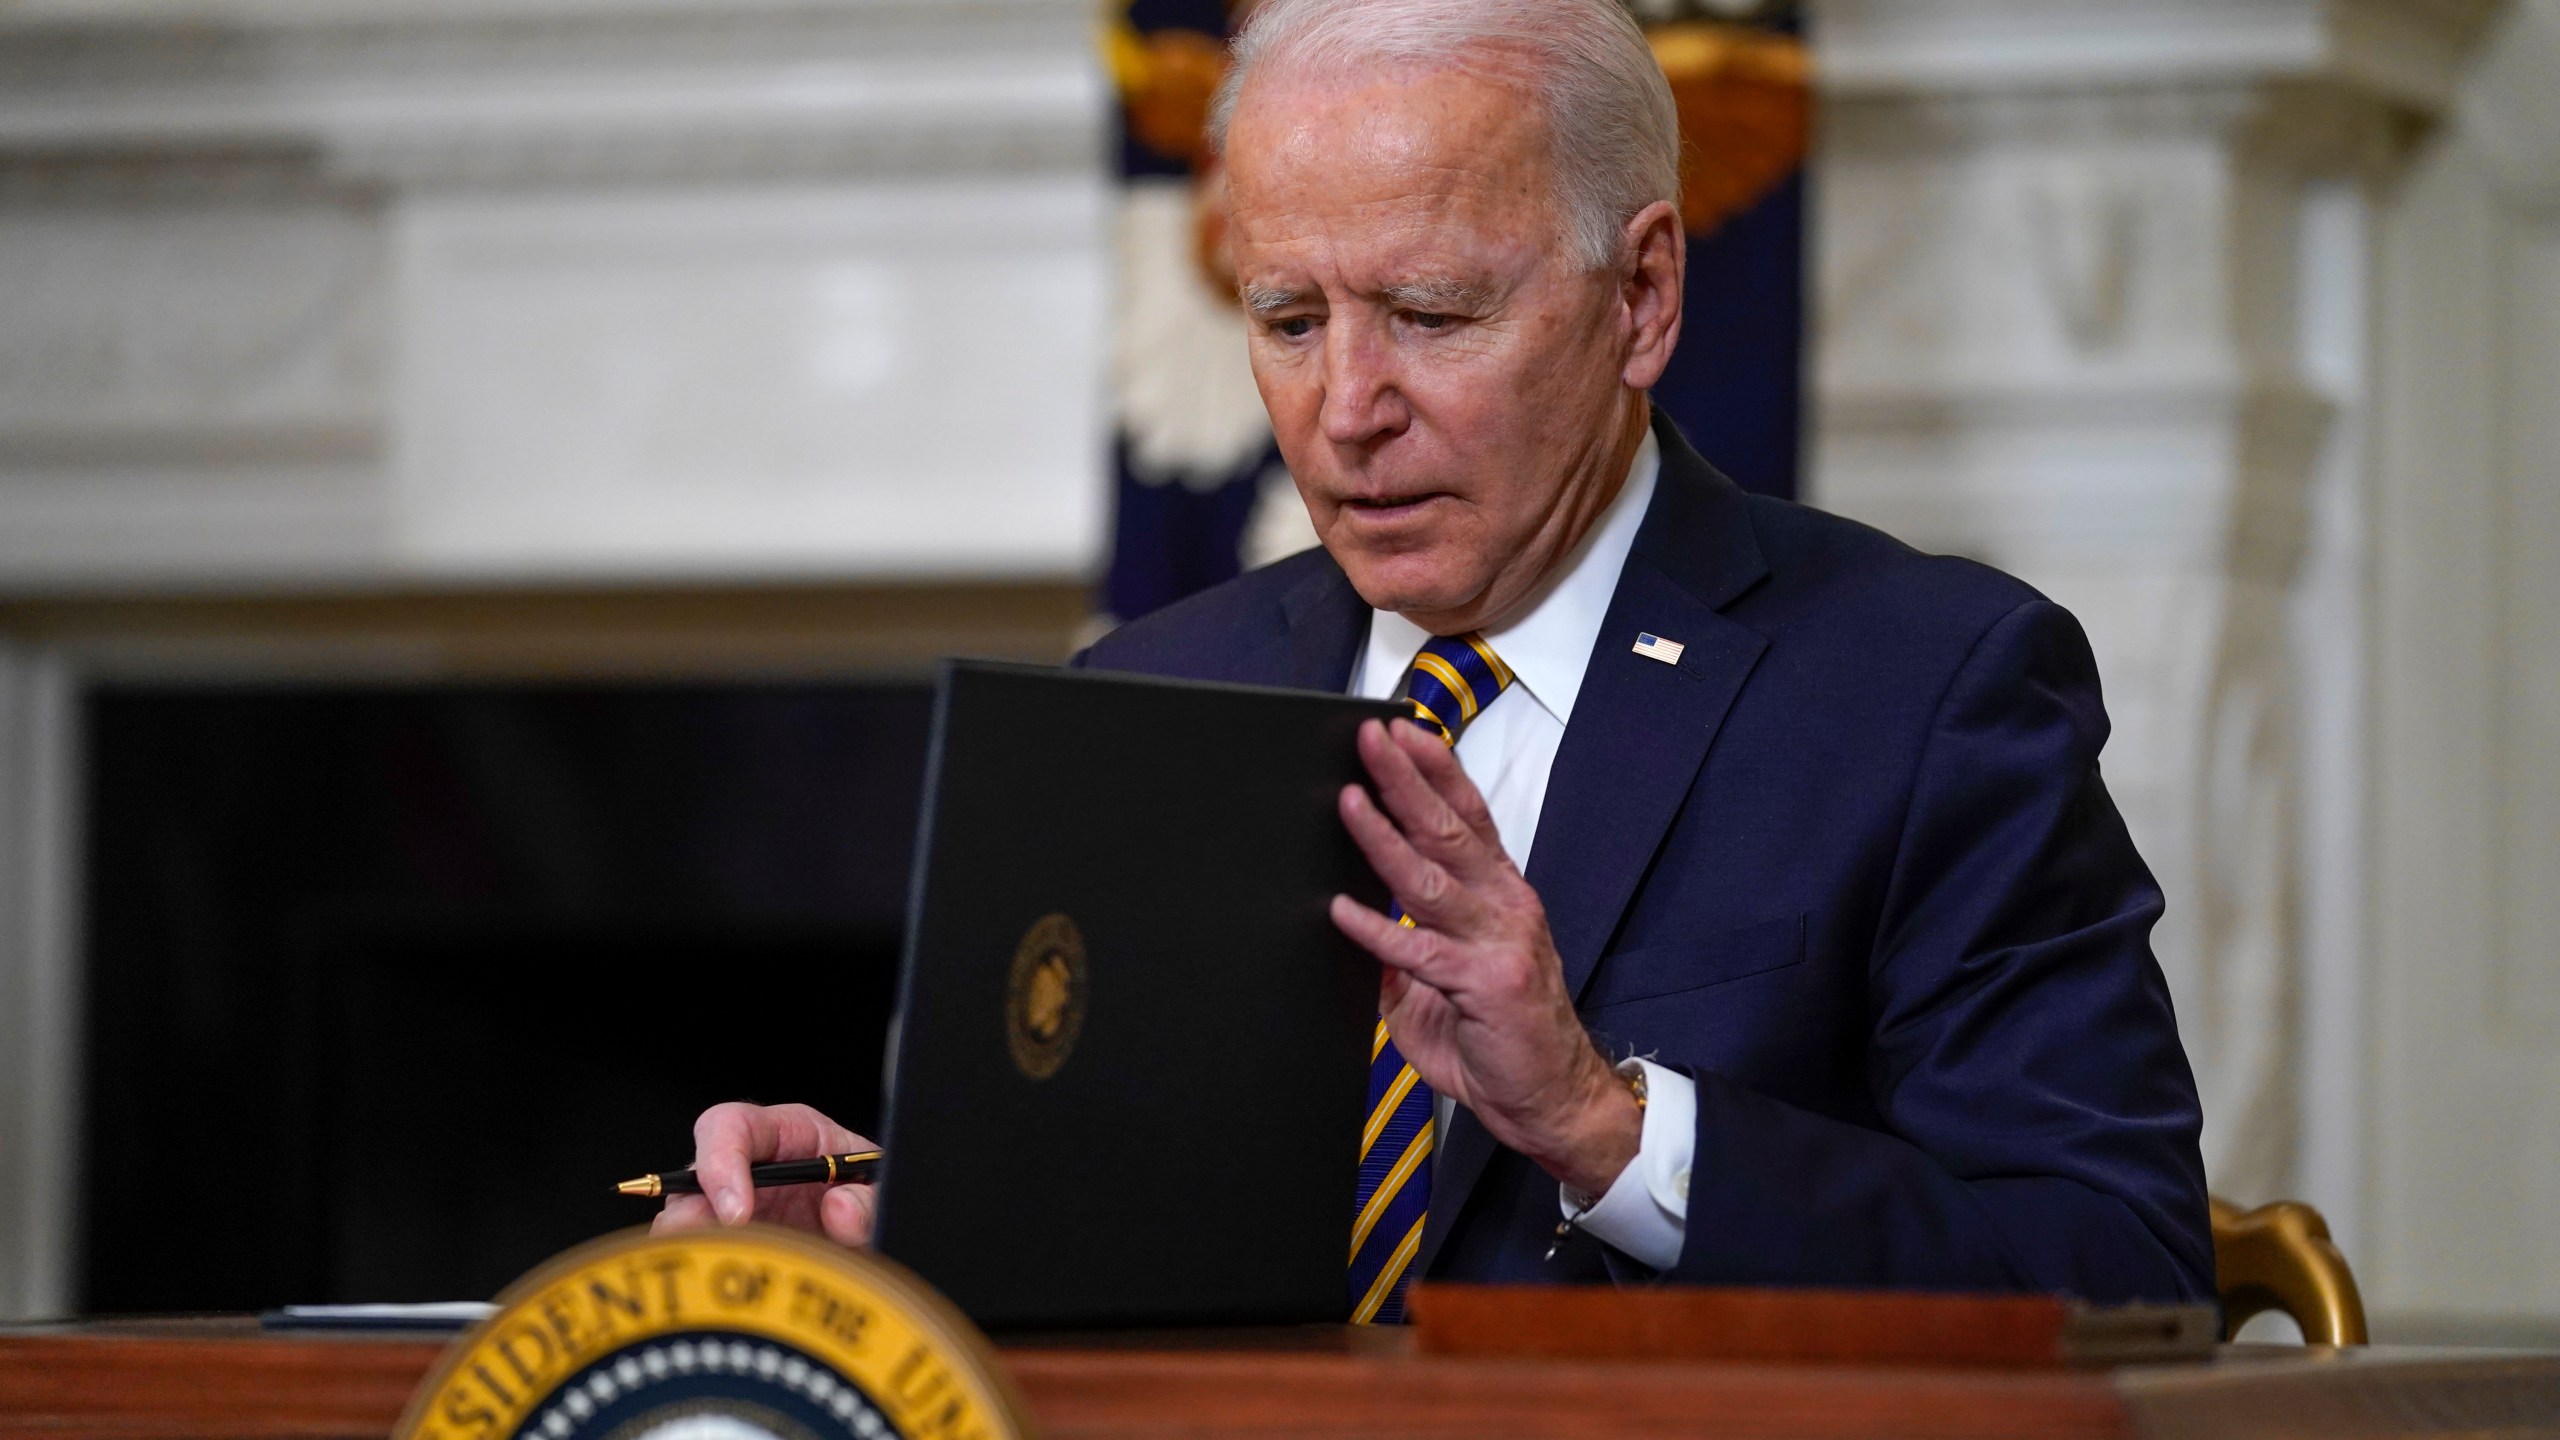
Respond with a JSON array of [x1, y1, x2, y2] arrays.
[[1557, 1058, 1694, 1273]]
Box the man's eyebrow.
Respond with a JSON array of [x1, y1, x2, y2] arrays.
[[1241, 283, 1311, 318], [1381, 277, 1496, 312]]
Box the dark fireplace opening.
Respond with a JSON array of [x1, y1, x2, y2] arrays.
[[80, 680, 933, 1312]]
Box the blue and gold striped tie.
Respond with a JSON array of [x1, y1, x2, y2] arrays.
[[1349, 631, 1514, 1324]]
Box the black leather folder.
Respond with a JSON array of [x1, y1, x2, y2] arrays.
[[873, 660, 1401, 1329]]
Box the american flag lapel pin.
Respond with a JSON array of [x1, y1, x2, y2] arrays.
[[1632, 632, 1685, 666]]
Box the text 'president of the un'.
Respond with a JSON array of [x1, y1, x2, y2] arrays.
[[654, 0, 2214, 1323]]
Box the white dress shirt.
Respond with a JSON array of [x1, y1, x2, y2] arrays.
[[1353, 427, 1695, 1273]]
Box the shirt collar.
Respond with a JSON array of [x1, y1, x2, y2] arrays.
[[1362, 426, 1659, 726]]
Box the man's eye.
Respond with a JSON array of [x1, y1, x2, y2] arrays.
[[1410, 312, 1452, 330], [1274, 317, 1315, 339]]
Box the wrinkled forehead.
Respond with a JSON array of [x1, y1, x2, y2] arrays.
[[1221, 65, 1565, 268]]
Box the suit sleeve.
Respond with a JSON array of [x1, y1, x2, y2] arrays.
[[1666, 599, 2214, 1303]]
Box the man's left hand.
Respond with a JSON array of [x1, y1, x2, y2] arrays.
[[1331, 717, 1642, 1197]]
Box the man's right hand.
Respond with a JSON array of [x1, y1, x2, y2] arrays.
[[650, 1101, 878, 1248]]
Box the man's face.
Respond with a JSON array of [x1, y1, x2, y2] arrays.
[[1225, 67, 1646, 633]]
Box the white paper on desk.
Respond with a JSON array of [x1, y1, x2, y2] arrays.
[[273, 1301, 497, 1325]]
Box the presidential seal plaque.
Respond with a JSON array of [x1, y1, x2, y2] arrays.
[[1004, 913, 1087, 1082], [395, 1225, 1029, 1440]]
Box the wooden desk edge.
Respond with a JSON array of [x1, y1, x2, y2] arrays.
[[3, 1323, 2555, 1440]]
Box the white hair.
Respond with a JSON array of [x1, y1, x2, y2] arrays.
[[1208, 0, 1681, 271]]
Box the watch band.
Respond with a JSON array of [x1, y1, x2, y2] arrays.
[[1544, 1058, 1650, 1261]]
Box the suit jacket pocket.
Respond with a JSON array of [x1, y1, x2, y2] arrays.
[[1582, 914, 1806, 1010]]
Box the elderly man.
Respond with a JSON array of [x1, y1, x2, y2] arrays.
[[660, 0, 2212, 1322]]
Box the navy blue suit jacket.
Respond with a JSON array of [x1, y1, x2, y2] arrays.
[[1081, 413, 2213, 1303]]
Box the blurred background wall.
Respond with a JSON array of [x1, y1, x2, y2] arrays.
[[0, 0, 2551, 1345]]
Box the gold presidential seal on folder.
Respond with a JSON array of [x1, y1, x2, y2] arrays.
[[394, 1225, 1028, 1440], [1005, 913, 1088, 1082]]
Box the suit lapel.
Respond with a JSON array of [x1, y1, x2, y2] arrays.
[[1280, 560, 1372, 691], [1528, 582, 1764, 999], [1418, 413, 1771, 1278], [1228, 554, 1369, 691]]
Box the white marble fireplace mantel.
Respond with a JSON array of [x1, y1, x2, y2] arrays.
[[1806, 0, 2511, 1315], [0, 0, 1112, 1324], [0, 0, 1111, 593]]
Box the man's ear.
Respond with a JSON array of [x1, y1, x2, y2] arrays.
[[1618, 200, 1686, 392]]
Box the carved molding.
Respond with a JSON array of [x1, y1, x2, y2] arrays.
[[0, 0, 1112, 592], [0, 0, 1104, 189], [1806, 0, 2512, 1198], [2458, 0, 2560, 207], [0, 0, 1102, 464], [2021, 166, 2141, 350], [0, 199, 386, 460], [1818, 0, 2501, 113], [1816, 380, 2330, 575]]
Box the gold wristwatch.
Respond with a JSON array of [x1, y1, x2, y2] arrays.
[[1545, 1058, 1650, 1260]]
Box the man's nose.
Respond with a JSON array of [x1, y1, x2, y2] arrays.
[[1318, 323, 1410, 447]]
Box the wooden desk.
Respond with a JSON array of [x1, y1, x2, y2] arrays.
[[1, 1319, 2554, 1440]]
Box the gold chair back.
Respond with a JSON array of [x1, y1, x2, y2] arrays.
[[2210, 1196, 2369, 1345]]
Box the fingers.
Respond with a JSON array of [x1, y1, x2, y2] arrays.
[[1361, 721, 1474, 861], [654, 1193, 717, 1235], [1358, 721, 1509, 887], [1339, 781, 1488, 934], [690, 1103, 767, 1224], [771, 1103, 871, 1159], [689, 1102, 873, 1227], [1330, 891, 1455, 984], [1387, 719, 1506, 853], [820, 1184, 878, 1247], [1379, 962, 1414, 1014]]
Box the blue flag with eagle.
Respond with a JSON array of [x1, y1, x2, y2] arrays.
[[1102, 0, 1807, 623]]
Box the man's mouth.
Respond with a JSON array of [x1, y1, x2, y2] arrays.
[[1342, 493, 1446, 517]]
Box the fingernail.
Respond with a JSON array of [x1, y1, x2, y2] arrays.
[[714, 1189, 746, 1224]]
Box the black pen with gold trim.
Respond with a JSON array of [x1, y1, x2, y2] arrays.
[[614, 1150, 883, 1198]]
